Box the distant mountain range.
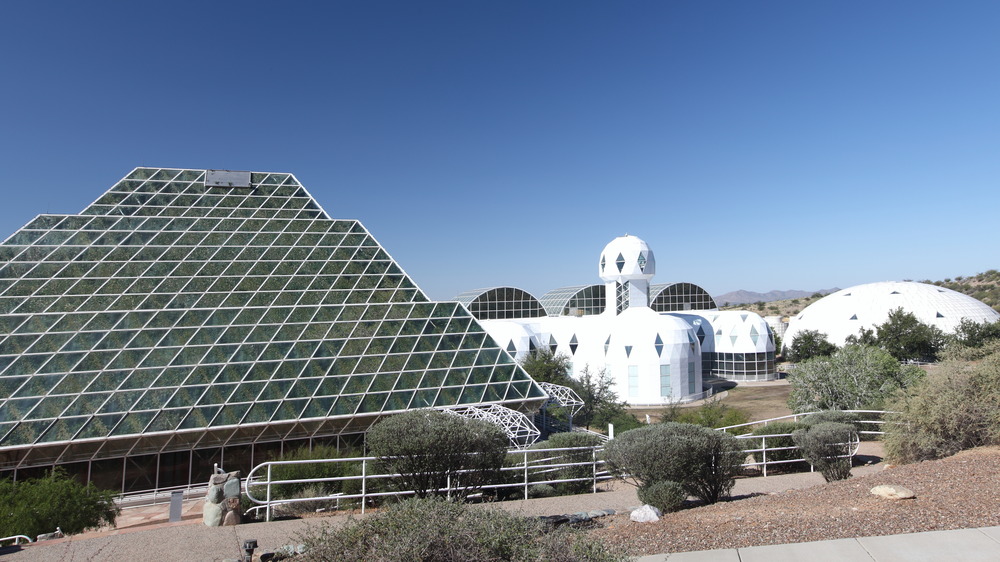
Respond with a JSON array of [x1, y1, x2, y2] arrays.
[[714, 288, 840, 306]]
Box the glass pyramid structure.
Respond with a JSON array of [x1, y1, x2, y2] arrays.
[[0, 168, 545, 489]]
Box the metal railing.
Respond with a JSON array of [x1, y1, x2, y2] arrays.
[[0, 535, 32, 547], [720, 410, 888, 476], [244, 446, 613, 521]]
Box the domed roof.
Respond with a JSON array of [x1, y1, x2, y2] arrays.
[[599, 235, 655, 283], [784, 281, 1000, 348]]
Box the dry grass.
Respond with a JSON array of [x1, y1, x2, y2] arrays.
[[628, 381, 793, 424]]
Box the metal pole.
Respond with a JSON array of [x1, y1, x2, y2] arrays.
[[523, 451, 529, 500], [361, 459, 367, 515], [265, 465, 272, 522], [761, 436, 767, 477], [592, 448, 597, 494]]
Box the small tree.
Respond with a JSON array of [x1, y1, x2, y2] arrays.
[[604, 422, 743, 504], [0, 468, 119, 538], [952, 318, 1000, 349], [366, 410, 508, 499], [574, 365, 628, 430], [519, 349, 572, 385], [786, 330, 837, 362], [787, 344, 924, 412], [661, 398, 750, 431], [792, 422, 857, 482], [873, 308, 945, 362]]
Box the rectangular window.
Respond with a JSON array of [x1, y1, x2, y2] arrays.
[[659, 364, 671, 397], [688, 362, 696, 395], [628, 365, 639, 397]]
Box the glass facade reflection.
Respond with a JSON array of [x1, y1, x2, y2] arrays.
[[0, 168, 546, 491]]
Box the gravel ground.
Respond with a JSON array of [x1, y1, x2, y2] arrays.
[[592, 446, 1000, 556]]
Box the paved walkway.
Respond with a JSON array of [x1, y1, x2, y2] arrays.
[[3, 442, 993, 561], [636, 527, 1000, 562]]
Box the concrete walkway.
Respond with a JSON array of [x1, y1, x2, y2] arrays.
[[636, 527, 1000, 562]]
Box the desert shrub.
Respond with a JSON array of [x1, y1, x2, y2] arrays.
[[528, 484, 557, 498], [0, 468, 119, 538], [637, 480, 686, 513], [297, 497, 625, 562], [604, 422, 743, 504], [792, 422, 857, 482], [883, 353, 1000, 464], [529, 432, 604, 495], [787, 345, 924, 412], [269, 445, 361, 501], [749, 421, 808, 470], [367, 410, 509, 499], [940, 338, 1000, 362]]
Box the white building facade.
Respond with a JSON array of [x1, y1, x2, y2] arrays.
[[456, 235, 778, 405]]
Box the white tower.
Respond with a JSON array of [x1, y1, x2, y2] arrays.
[[599, 235, 656, 315]]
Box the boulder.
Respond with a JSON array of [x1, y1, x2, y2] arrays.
[[203, 501, 224, 526], [223, 473, 241, 499], [630, 504, 662, 523], [207, 483, 224, 504], [870, 485, 916, 500]]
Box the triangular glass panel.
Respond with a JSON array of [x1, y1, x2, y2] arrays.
[[850, 314, 858, 320], [936, 312, 944, 318], [750, 325, 759, 345], [616, 253, 625, 273], [569, 334, 578, 355], [604, 335, 611, 355], [637, 253, 647, 272], [624, 345, 632, 357]]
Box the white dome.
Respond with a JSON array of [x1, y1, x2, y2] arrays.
[[599, 235, 655, 283], [784, 281, 1000, 348]]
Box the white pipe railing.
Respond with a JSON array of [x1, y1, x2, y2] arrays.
[[0, 535, 32, 546], [244, 446, 613, 521]]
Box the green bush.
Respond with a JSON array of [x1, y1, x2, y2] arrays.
[[529, 432, 604, 495], [792, 422, 857, 482], [749, 421, 808, 470], [269, 445, 361, 501], [787, 345, 924, 412], [367, 410, 509, 499], [883, 353, 1000, 464], [0, 468, 119, 538], [296, 497, 625, 562], [637, 480, 686, 513], [604, 422, 744, 504], [527, 484, 557, 498]]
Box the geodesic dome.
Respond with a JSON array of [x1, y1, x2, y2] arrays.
[[784, 281, 1000, 348]]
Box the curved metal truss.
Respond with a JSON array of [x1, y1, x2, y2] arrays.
[[537, 382, 585, 416], [439, 404, 541, 447]]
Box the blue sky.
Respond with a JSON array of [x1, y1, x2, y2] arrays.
[[1, 1, 998, 300]]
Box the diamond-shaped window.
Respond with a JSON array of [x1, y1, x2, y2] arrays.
[[637, 253, 647, 272], [569, 334, 578, 355], [615, 253, 625, 273], [600, 255, 606, 273], [654, 334, 663, 357]]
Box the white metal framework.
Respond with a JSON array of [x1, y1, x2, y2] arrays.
[[439, 404, 541, 447], [537, 382, 584, 416]]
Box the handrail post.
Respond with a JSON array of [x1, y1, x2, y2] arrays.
[[361, 459, 367, 515], [265, 464, 272, 522], [523, 450, 529, 500], [761, 436, 768, 477], [592, 447, 597, 494]]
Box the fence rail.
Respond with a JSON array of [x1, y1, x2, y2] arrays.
[[244, 446, 613, 521]]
